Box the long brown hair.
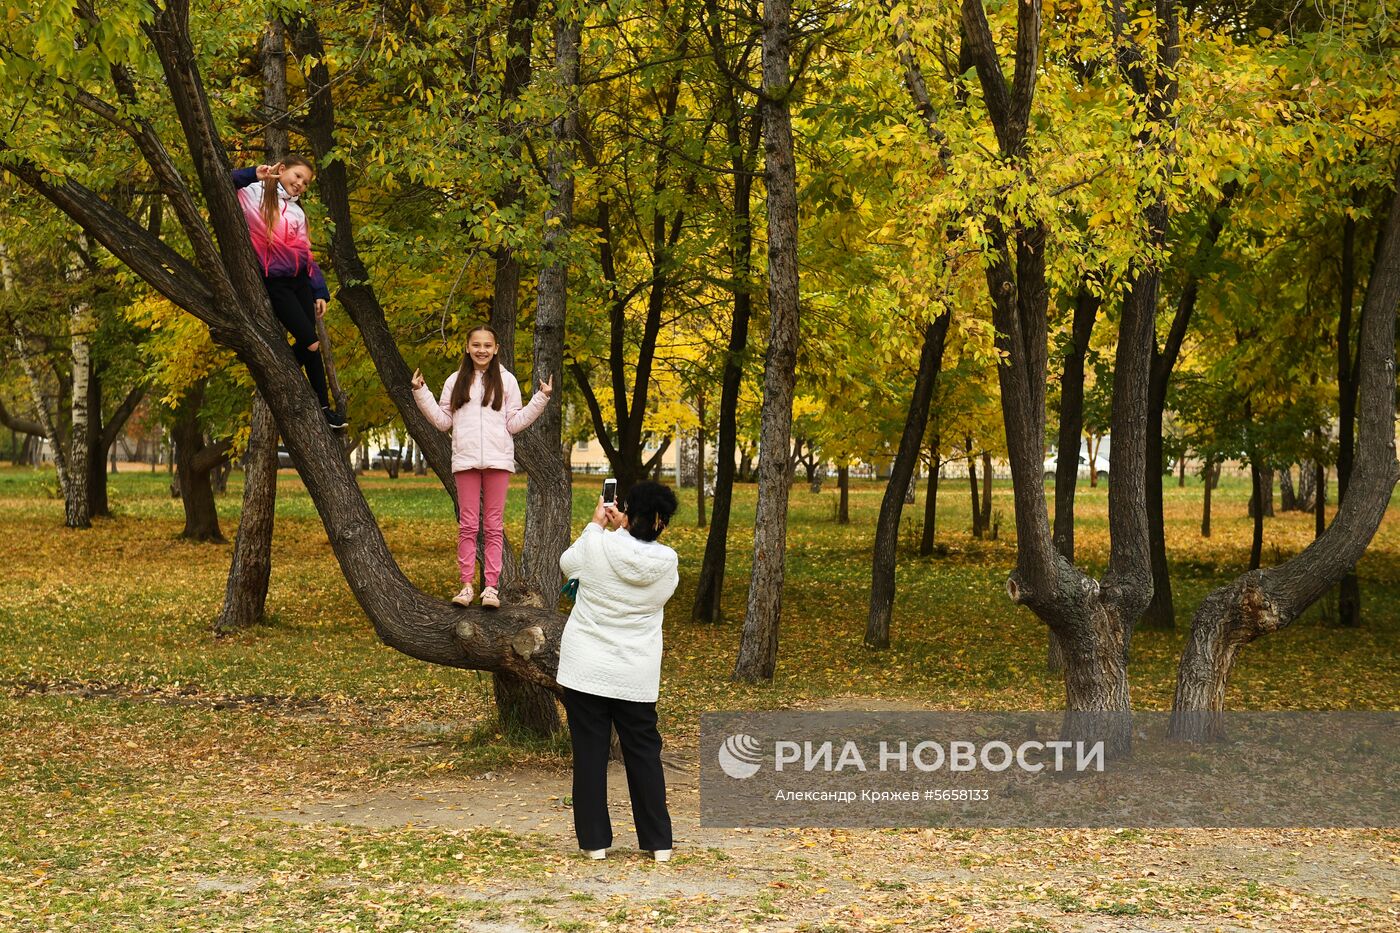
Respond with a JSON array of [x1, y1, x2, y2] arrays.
[[450, 324, 506, 411], [259, 155, 315, 236]]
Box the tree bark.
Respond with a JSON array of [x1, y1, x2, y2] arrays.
[[172, 380, 227, 543], [979, 449, 993, 534], [215, 394, 277, 633], [487, 9, 584, 738], [920, 437, 940, 555], [1248, 456, 1264, 571], [692, 0, 761, 624], [1335, 212, 1363, 626], [1170, 162, 1400, 740], [1200, 457, 1214, 538], [1052, 287, 1098, 560], [696, 392, 707, 527], [214, 19, 288, 635], [966, 438, 981, 538], [1278, 465, 1296, 511], [837, 464, 850, 524], [66, 240, 93, 529], [1142, 184, 1236, 631], [734, 0, 800, 682], [866, 313, 952, 649]]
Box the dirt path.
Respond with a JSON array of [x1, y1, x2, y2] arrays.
[[252, 736, 1399, 932]]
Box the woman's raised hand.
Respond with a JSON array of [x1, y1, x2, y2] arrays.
[[539, 374, 554, 397], [255, 162, 284, 182], [411, 368, 426, 390], [591, 496, 609, 527]]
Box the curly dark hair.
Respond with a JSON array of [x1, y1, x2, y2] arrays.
[[622, 480, 678, 543]]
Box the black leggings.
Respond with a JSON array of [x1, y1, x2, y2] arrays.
[[562, 687, 673, 852], [264, 275, 329, 408]]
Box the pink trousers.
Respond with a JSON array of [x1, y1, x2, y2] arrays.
[[455, 468, 510, 588]]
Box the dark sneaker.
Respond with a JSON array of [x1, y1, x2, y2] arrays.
[[323, 406, 348, 431]]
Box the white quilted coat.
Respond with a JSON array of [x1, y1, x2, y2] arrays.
[[555, 523, 679, 703]]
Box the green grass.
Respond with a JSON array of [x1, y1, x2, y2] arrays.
[[1, 464, 1396, 930]]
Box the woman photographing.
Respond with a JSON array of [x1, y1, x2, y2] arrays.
[[556, 481, 679, 862]]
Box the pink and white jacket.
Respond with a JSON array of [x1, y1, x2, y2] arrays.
[[413, 368, 549, 473], [232, 167, 331, 300]]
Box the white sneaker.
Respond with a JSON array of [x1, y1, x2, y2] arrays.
[[480, 586, 500, 608], [583, 848, 607, 860], [652, 849, 672, 862], [451, 584, 474, 607]]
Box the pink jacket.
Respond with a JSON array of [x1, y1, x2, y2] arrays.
[[414, 368, 549, 473]]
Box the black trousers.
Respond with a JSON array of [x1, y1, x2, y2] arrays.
[[562, 686, 673, 852], [264, 275, 329, 408]]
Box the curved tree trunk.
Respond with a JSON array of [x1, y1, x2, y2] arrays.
[[866, 313, 951, 649], [1170, 163, 1400, 741]]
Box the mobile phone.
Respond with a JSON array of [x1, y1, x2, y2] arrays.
[[602, 477, 617, 506]]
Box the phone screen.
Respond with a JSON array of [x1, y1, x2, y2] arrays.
[[602, 478, 617, 505]]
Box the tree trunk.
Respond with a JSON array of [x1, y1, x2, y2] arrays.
[[692, 0, 760, 625], [1178, 453, 1186, 487], [1201, 457, 1214, 538], [1248, 458, 1264, 571], [866, 313, 952, 649], [213, 20, 288, 635], [1295, 460, 1316, 512], [966, 440, 982, 539], [696, 393, 707, 528], [979, 450, 993, 533], [1170, 164, 1400, 741], [1142, 184, 1235, 631], [837, 464, 850, 524], [1278, 465, 1296, 511], [487, 8, 582, 739], [1247, 467, 1272, 517], [920, 438, 939, 555], [85, 368, 108, 518], [1314, 450, 1327, 539], [1051, 286, 1100, 669], [215, 394, 277, 633], [1052, 286, 1098, 561], [67, 242, 93, 529], [734, 0, 800, 682], [172, 381, 225, 543], [1335, 212, 1363, 627]]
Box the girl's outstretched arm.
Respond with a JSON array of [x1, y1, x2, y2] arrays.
[[412, 370, 454, 432], [231, 166, 259, 188], [504, 372, 552, 434]]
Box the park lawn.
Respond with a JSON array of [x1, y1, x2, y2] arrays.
[[1, 465, 1396, 931]]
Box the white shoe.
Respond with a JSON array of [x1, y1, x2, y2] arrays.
[[451, 584, 475, 607], [480, 585, 501, 608], [652, 849, 672, 862], [583, 848, 607, 860]]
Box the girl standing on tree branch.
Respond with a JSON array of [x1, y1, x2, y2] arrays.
[[412, 325, 553, 608], [232, 158, 346, 430]]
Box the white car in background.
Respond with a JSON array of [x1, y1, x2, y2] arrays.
[[1043, 439, 1110, 481]]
